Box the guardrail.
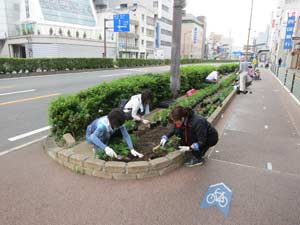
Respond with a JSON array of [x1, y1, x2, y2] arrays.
[[271, 65, 300, 101]]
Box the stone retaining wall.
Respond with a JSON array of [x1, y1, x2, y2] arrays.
[[43, 89, 236, 180]]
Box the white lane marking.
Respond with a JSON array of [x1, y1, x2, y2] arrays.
[[267, 162, 273, 171], [273, 89, 279, 92], [215, 150, 220, 153], [0, 136, 47, 157], [264, 125, 269, 129], [224, 132, 227, 136], [297, 143, 300, 146], [8, 126, 51, 142], [263, 106, 267, 110], [0, 89, 36, 96], [221, 114, 224, 118], [98, 73, 130, 78]]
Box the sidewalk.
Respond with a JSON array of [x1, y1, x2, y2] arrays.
[[1, 69, 300, 225]]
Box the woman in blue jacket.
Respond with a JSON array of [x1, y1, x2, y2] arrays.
[[86, 108, 143, 159]]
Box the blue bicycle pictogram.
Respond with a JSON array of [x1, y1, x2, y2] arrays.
[[200, 183, 232, 217], [206, 188, 228, 208]]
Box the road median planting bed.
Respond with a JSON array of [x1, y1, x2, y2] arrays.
[[44, 85, 236, 180]]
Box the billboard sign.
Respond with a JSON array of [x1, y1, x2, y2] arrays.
[[283, 15, 295, 49]]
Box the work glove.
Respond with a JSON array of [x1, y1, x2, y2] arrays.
[[130, 149, 144, 158], [160, 135, 168, 147], [142, 119, 150, 125], [190, 143, 199, 151], [104, 146, 117, 158], [178, 146, 191, 152]]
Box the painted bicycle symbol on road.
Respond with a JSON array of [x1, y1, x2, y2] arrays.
[[206, 188, 228, 208]]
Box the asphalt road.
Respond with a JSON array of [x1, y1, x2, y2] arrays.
[[1, 69, 300, 225], [0, 63, 225, 153]]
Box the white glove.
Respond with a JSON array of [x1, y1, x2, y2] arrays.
[[160, 136, 168, 147], [104, 146, 117, 158], [142, 119, 150, 124], [178, 146, 191, 152], [130, 149, 144, 158]]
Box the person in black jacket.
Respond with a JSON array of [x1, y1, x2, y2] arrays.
[[160, 106, 219, 167]]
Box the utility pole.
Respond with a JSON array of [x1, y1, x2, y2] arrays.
[[170, 0, 185, 98], [245, 0, 254, 60]]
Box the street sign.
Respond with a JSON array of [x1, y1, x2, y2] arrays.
[[113, 14, 130, 32], [284, 15, 295, 49], [200, 183, 233, 217]]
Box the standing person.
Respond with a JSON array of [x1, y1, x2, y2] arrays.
[[123, 90, 153, 124], [278, 57, 282, 67], [160, 106, 218, 167], [238, 57, 249, 94], [252, 57, 257, 70], [86, 108, 143, 158], [205, 71, 219, 83]]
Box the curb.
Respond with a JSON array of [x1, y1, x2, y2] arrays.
[[43, 89, 236, 180]]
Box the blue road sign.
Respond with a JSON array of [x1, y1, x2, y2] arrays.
[[200, 183, 233, 218], [113, 14, 130, 32], [284, 15, 295, 49]]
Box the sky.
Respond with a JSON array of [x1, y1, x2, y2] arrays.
[[186, 0, 278, 48]]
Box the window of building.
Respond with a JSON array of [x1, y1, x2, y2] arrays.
[[142, 14, 145, 21], [162, 4, 169, 12], [147, 16, 155, 26], [153, 1, 158, 7], [159, 17, 172, 25], [161, 28, 172, 36], [142, 40, 144, 45], [142, 27, 145, 33], [161, 40, 171, 47], [146, 29, 155, 37], [147, 41, 154, 48]]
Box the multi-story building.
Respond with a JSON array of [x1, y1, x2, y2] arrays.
[[99, 0, 173, 59], [0, 0, 114, 58], [96, 4, 156, 58], [269, 0, 300, 68], [180, 13, 205, 58]]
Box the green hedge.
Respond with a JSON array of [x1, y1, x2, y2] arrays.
[[0, 58, 114, 74], [0, 57, 238, 74], [181, 58, 238, 64], [49, 63, 238, 141], [117, 58, 168, 67]]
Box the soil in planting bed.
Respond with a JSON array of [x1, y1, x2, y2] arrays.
[[108, 125, 180, 162]]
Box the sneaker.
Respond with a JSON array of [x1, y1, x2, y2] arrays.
[[185, 157, 204, 168]]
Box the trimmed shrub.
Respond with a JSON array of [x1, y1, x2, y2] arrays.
[[49, 64, 238, 141], [0, 58, 114, 74]]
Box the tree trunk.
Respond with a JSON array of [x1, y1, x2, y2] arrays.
[[170, 0, 185, 98]]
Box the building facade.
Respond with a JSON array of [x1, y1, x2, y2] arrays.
[[180, 13, 205, 58], [98, 0, 173, 59], [0, 0, 115, 58], [96, 4, 156, 58]]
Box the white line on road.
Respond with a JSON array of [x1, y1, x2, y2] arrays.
[[264, 125, 269, 129], [263, 106, 267, 110], [8, 126, 51, 142], [98, 73, 130, 78], [0, 89, 36, 96], [0, 136, 47, 157], [267, 162, 273, 171]]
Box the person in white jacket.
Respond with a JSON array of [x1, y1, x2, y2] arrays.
[[123, 90, 153, 124]]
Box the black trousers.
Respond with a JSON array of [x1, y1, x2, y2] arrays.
[[192, 133, 219, 159]]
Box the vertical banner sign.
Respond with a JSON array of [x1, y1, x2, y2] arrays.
[[284, 15, 295, 49], [193, 27, 198, 44], [155, 23, 160, 48]]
